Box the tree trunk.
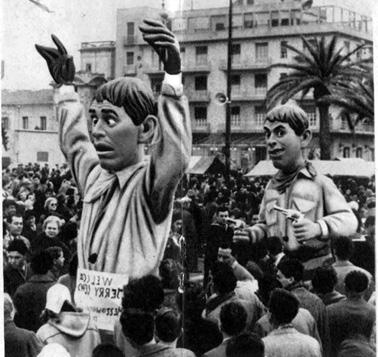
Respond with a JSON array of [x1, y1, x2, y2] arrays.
[[317, 102, 332, 160]]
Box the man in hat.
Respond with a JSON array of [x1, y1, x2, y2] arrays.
[[35, 19, 191, 278]]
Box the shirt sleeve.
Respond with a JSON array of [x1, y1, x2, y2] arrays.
[[147, 73, 192, 223], [57, 85, 101, 197], [317, 176, 358, 239]]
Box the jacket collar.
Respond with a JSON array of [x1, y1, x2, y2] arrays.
[[29, 274, 55, 283]]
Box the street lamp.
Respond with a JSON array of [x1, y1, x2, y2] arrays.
[[224, 0, 233, 185]]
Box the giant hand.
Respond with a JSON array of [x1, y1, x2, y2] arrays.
[[35, 34, 75, 85], [139, 19, 181, 75]]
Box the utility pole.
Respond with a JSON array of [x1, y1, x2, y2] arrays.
[[225, 0, 233, 185]]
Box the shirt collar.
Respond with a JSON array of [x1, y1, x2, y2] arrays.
[[297, 164, 317, 180], [115, 161, 147, 190]]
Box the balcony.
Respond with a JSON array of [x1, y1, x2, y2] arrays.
[[80, 41, 115, 51], [219, 58, 272, 71], [186, 90, 211, 102], [230, 88, 267, 101], [182, 61, 211, 74], [123, 35, 136, 46], [123, 65, 137, 76], [192, 119, 210, 132]]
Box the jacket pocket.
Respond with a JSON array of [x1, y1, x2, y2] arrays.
[[292, 196, 317, 217]]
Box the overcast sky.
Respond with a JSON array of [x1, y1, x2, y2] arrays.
[[1, 0, 376, 91]]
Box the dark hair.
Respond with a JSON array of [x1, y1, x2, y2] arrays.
[[265, 103, 309, 136], [256, 274, 282, 307], [176, 282, 206, 318], [211, 262, 237, 295], [92, 343, 124, 357], [220, 301, 247, 336], [365, 215, 375, 227], [269, 288, 299, 324], [216, 206, 229, 214], [226, 332, 264, 357], [155, 308, 181, 343], [3, 199, 16, 210], [6, 213, 23, 224], [120, 310, 154, 346], [122, 275, 164, 312], [277, 258, 304, 282], [159, 259, 180, 290], [7, 239, 28, 256], [266, 236, 283, 255], [46, 246, 63, 260], [345, 270, 369, 294], [30, 250, 53, 274], [311, 266, 338, 295], [68, 253, 78, 277], [60, 221, 78, 243], [94, 77, 157, 126], [333, 236, 354, 260]]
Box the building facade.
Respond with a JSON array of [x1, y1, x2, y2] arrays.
[[114, 0, 373, 169]]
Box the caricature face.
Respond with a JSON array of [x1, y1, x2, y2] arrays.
[[264, 121, 305, 173], [89, 100, 140, 172]]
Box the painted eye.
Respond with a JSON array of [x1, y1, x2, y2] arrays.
[[276, 129, 285, 137], [107, 118, 116, 127], [91, 117, 98, 126]]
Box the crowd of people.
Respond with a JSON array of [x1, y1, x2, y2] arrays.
[[2, 161, 376, 357]]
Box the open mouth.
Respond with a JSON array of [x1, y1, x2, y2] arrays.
[[269, 148, 284, 157]]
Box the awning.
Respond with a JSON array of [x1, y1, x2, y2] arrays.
[[245, 160, 375, 178], [187, 155, 226, 175]]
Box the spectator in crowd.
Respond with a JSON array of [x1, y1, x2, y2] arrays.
[[46, 246, 65, 280], [4, 293, 43, 357], [332, 236, 373, 299], [262, 288, 322, 357], [203, 301, 247, 357], [92, 343, 125, 357], [37, 284, 101, 357], [327, 270, 376, 355], [4, 213, 31, 250], [58, 253, 78, 304], [276, 258, 330, 355], [259, 236, 287, 277], [225, 332, 264, 357], [22, 210, 38, 244], [3, 198, 18, 222], [42, 196, 61, 220], [177, 282, 223, 356], [164, 217, 185, 264], [159, 259, 182, 310], [203, 262, 264, 330], [13, 250, 55, 331], [154, 307, 195, 356], [204, 206, 234, 286], [311, 266, 346, 306], [4, 239, 32, 297]]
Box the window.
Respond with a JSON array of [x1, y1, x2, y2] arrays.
[[85, 63, 92, 72], [127, 22, 135, 36], [356, 147, 363, 158], [256, 42, 268, 62], [341, 116, 348, 130], [231, 107, 241, 127], [255, 106, 265, 126], [231, 75, 241, 94], [37, 151, 49, 162], [232, 44, 241, 63], [126, 52, 134, 65], [271, 11, 279, 27], [343, 147, 350, 158], [40, 116, 47, 130], [196, 46, 208, 65], [2, 116, 9, 130], [215, 22, 225, 31], [255, 73, 267, 94], [150, 77, 162, 95], [280, 41, 288, 58], [194, 107, 207, 127], [195, 76, 207, 91], [303, 107, 317, 127], [22, 116, 29, 129], [244, 13, 254, 28]]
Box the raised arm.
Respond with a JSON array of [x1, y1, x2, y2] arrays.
[[35, 35, 100, 196], [139, 20, 192, 222]]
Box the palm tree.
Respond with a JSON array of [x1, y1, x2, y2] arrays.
[[266, 36, 368, 159]]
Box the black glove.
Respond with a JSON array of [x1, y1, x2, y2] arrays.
[[35, 34, 75, 85], [139, 19, 181, 75]]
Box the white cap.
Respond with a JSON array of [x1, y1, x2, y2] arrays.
[[37, 343, 71, 357], [45, 284, 72, 314], [176, 196, 192, 203]]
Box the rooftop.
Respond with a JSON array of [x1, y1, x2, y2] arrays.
[[2, 89, 54, 105]]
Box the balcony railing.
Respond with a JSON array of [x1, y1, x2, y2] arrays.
[[123, 65, 137, 76], [231, 88, 267, 101], [182, 61, 211, 73], [186, 90, 211, 102], [219, 58, 272, 71], [81, 41, 115, 50], [192, 119, 210, 132]]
